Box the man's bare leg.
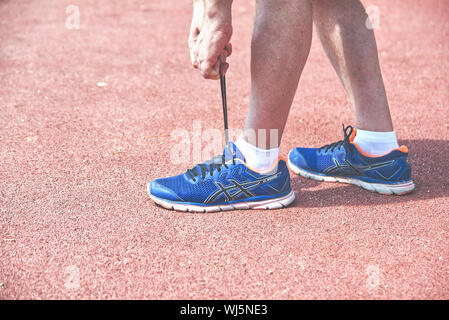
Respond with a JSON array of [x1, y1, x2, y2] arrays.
[[241, 0, 313, 149], [313, 0, 393, 132]]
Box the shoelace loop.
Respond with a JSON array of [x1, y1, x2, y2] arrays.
[[187, 144, 236, 182], [318, 124, 354, 154]]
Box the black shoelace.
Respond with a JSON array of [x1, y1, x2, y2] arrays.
[[187, 146, 236, 182], [318, 124, 355, 154], [187, 65, 234, 183]]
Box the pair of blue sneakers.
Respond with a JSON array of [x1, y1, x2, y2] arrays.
[[147, 125, 414, 212]]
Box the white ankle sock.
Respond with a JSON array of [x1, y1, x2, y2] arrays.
[[235, 136, 280, 172], [352, 129, 399, 156]]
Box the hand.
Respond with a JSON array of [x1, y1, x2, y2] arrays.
[[189, 0, 233, 80]]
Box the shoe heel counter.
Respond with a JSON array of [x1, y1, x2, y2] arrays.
[[370, 154, 412, 182], [383, 154, 411, 182], [280, 162, 293, 193], [397, 156, 412, 181]]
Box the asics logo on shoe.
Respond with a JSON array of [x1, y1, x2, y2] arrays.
[[205, 172, 282, 204], [325, 158, 396, 179]]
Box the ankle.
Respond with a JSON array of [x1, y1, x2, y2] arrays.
[[236, 136, 280, 172], [352, 129, 399, 156]]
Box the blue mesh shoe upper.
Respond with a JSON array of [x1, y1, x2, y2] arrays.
[[150, 142, 292, 205], [289, 125, 412, 184]]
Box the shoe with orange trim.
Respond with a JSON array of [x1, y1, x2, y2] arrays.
[[288, 125, 415, 195], [147, 142, 295, 212]]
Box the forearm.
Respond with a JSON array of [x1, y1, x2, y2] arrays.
[[190, 0, 233, 79], [205, 0, 233, 21], [193, 1, 232, 20]]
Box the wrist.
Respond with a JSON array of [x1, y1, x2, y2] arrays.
[[206, 0, 233, 22]]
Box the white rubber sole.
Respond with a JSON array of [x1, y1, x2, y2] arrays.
[[147, 183, 296, 213], [288, 158, 415, 195]]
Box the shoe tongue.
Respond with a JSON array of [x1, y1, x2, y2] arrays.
[[223, 142, 246, 163]]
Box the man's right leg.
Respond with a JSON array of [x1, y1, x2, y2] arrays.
[[288, 0, 414, 195], [312, 0, 403, 158], [313, 0, 393, 133]]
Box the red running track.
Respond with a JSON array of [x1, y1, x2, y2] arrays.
[[0, 0, 448, 299]]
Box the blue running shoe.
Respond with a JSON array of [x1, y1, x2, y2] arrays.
[[148, 142, 295, 212], [288, 125, 415, 195]]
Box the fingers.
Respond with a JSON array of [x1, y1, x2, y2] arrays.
[[198, 43, 232, 79], [192, 25, 233, 79], [219, 62, 229, 75], [199, 60, 216, 79], [208, 60, 226, 80], [190, 44, 198, 69], [199, 60, 229, 80], [224, 42, 232, 57], [189, 26, 200, 68]]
